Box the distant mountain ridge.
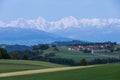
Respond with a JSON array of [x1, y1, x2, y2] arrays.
[[0, 27, 71, 45], [52, 40, 91, 46], [0, 44, 32, 52]]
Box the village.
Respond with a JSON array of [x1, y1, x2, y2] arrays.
[[68, 44, 112, 54]]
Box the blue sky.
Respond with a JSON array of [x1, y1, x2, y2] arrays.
[[0, 0, 120, 21]]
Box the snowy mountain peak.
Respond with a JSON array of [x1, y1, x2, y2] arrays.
[[0, 16, 120, 43], [0, 16, 120, 32]]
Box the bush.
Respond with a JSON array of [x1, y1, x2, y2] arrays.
[[80, 59, 88, 66]]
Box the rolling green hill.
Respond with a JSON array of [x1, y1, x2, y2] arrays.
[[44, 46, 120, 63], [0, 59, 66, 73], [0, 63, 120, 80]]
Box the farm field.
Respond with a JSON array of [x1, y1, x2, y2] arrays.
[[0, 63, 120, 80], [44, 46, 120, 63], [0, 59, 66, 73]]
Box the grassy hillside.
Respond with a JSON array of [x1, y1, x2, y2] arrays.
[[44, 46, 120, 63], [0, 63, 120, 80], [0, 59, 66, 73]]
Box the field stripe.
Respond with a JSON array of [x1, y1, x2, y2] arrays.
[[0, 65, 99, 77]]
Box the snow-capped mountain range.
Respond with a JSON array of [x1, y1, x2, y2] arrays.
[[0, 16, 120, 32], [0, 16, 120, 44]]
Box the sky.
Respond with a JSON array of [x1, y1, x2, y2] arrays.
[[0, 0, 120, 43], [0, 0, 120, 21]]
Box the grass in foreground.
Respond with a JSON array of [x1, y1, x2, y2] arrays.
[[0, 59, 66, 73], [0, 63, 120, 80]]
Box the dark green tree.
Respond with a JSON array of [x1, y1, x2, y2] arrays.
[[80, 59, 88, 66], [0, 48, 10, 59], [22, 54, 28, 60], [10, 51, 20, 59]]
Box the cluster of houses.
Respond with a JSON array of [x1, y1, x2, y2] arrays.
[[68, 44, 110, 53]]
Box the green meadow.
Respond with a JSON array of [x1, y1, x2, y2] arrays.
[[44, 46, 120, 63], [0, 63, 120, 80], [0, 59, 66, 73]]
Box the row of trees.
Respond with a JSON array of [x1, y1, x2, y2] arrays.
[[78, 58, 120, 66], [0, 48, 30, 60], [0, 45, 87, 66], [89, 58, 120, 65]]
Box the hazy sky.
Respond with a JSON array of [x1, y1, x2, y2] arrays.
[[0, 0, 120, 21]]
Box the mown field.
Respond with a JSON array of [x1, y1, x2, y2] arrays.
[[0, 59, 66, 73], [0, 63, 120, 80], [44, 46, 120, 63]]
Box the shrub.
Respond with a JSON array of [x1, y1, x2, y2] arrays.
[[80, 59, 88, 66]]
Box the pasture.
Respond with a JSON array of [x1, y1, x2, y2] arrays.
[[0, 63, 120, 80], [0, 59, 66, 73], [44, 46, 120, 63]]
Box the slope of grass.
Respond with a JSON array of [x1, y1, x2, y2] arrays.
[[0, 63, 120, 80], [0, 59, 66, 73], [47, 46, 120, 63]]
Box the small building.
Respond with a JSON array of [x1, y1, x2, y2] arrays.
[[68, 48, 72, 51]]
